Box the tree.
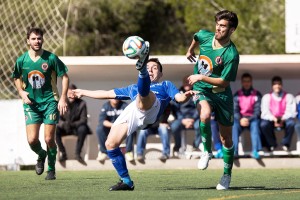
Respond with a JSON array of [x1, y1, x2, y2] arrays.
[[58, 0, 285, 56]]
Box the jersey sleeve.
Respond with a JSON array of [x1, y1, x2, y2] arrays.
[[194, 30, 214, 45], [51, 54, 68, 77], [164, 81, 179, 100], [11, 58, 23, 78], [220, 54, 239, 82], [113, 85, 132, 100]]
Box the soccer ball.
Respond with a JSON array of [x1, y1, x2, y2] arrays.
[[122, 36, 146, 59]]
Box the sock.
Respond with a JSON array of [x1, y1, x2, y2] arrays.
[[137, 73, 151, 97], [107, 147, 133, 187], [200, 121, 212, 153], [29, 141, 47, 159], [222, 145, 234, 175], [139, 64, 148, 76], [47, 147, 57, 171]]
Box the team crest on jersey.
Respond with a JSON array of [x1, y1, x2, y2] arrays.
[[28, 70, 46, 89], [215, 56, 223, 65], [41, 63, 48, 71], [198, 55, 213, 76]]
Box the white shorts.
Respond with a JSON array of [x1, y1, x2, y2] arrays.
[[112, 98, 161, 136]]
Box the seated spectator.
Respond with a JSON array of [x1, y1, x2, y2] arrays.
[[96, 99, 135, 162], [260, 76, 297, 151], [294, 94, 300, 144], [232, 73, 262, 159], [56, 84, 92, 163], [136, 104, 171, 162], [170, 76, 200, 155]]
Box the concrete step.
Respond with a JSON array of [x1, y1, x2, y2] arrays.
[[55, 157, 300, 171]]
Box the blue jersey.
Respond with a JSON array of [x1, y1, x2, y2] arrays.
[[114, 81, 179, 121]]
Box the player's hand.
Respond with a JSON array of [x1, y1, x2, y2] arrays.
[[58, 95, 68, 115], [240, 117, 249, 127], [183, 90, 198, 97], [187, 74, 202, 85], [186, 50, 196, 63], [72, 89, 83, 99], [20, 90, 32, 105]]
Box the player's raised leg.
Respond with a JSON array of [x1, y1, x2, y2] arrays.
[[106, 123, 134, 191], [136, 41, 150, 96], [26, 124, 47, 175]]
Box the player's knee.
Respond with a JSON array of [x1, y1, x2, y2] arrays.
[[27, 138, 39, 145], [200, 113, 210, 123], [105, 139, 118, 150], [44, 136, 55, 146]]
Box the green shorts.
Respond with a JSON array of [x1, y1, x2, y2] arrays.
[[194, 87, 234, 126], [23, 101, 59, 125]]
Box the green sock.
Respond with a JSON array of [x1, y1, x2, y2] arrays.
[[222, 145, 234, 175], [200, 121, 212, 153], [29, 141, 46, 159], [47, 147, 57, 171]]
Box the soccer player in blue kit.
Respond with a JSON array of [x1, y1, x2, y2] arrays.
[[73, 41, 196, 191]]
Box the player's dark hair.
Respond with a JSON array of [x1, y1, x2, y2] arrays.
[[271, 76, 282, 85], [215, 10, 238, 29], [241, 73, 252, 80], [69, 83, 77, 90], [27, 27, 44, 39], [147, 58, 163, 72]]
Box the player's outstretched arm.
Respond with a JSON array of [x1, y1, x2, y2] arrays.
[[73, 89, 116, 99], [174, 90, 198, 103], [186, 39, 198, 63], [187, 75, 230, 88]]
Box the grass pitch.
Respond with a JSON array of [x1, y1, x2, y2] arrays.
[[1, 169, 300, 200]]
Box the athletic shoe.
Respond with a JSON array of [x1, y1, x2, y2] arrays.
[[125, 152, 134, 162], [45, 170, 56, 180], [75, 154, 85, 163], [251, 150, 260, 159], [282, 145, 289, 151], [197, 152, 212, 170], [136, 41, 150, 70], [109, 180, 134, 191], [215, 149, 223, 159], [136, 154, 144, 162], [59, 152, 67, 162], [158, 154, 169, 162], [172, 150, 179, 158], [216, 174, 231, 190], [96, 152, 107, 162], [35, 153, 47, 175]]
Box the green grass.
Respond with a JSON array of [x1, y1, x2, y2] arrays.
[[1, 169, 300, 200]]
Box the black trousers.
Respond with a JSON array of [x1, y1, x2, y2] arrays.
[[56, 124, 90, 156]]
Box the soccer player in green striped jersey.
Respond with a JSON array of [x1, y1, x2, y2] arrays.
[[12, 27, 69, 180], [186, 10, 239, 190]]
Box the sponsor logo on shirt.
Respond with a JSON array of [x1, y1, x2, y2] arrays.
[[215, 56, 223, 65], [198, 55, 213, 76], [41, 62, 48, 71], [28, 70, 45, 89]]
